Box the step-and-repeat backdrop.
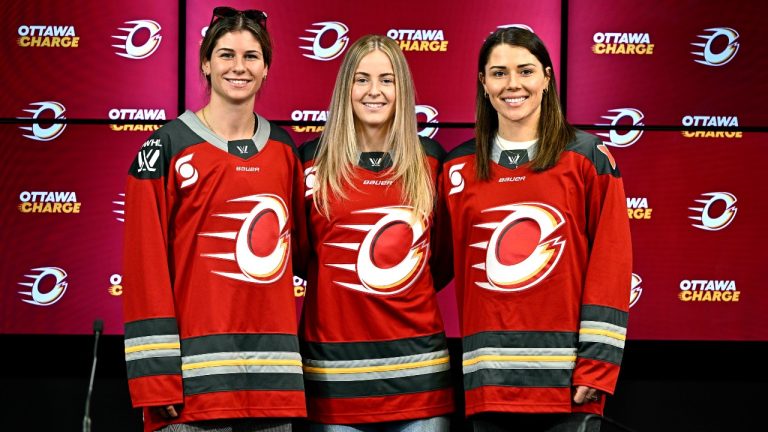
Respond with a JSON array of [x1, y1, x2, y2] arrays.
[[1, 0, 765, 340]]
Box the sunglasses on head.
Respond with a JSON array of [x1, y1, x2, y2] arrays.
[[209, 6, 267, 29]]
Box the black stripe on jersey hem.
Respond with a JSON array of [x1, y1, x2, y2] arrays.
[[306, 370, 451, 398], [444, 139, 476, 163], [463, 331, 577, 353], [301, 333, 448, 361], [463, 368, 572, 391], [127, 357, 180, 379], [581, 304, 628, 328], [183, 373, 304, 395], [124, 318, 179, 339], [181, 334, 300, 356], [579, 341, 623, 365]]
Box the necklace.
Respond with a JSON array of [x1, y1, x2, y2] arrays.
[[200, 106, 256, 139]]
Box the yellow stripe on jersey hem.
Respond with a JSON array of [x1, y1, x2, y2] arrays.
[[124, 342, 181, 354], [303, 356, 449, 375], [181, 359, 303, 370], [579, 328, 626, 341], [462, 354, 577, 367]]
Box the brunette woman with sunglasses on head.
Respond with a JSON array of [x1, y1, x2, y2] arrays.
[[123, 7, 307, 432]]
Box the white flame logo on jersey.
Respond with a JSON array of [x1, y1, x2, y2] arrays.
[[472, 202, 565, 292], [448, 163, 466, 195], [18, 101, 67, 141], [300, 22, 349, 61], [113, 20, 162, 59], [689, 192, 737, 231], [691, 27, 739, 67], [175, 153, 198, 188], [416, 105, 439, 139], [629, 273, 642, 308], [200, 194, 290, 284], [304, 166, 317, 197], [18, 267, 68, 306], [596, 108, 644, 148], [326, 206, 428, 296]]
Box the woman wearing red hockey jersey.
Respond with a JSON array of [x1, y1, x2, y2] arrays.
[[123, 7, 307, 432], [438, 27, 632, 431], [299, 35, 454, 431]]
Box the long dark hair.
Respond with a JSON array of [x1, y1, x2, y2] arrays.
[[198, 11, 272, 88], [475, 27, 574, 180]]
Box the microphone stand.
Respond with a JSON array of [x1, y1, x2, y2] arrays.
[[83, 319, 103, 432]]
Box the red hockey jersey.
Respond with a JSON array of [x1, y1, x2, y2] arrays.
[[438, 130, 631, 417], [123, 111, 308, 431], [298, 137, 454, 424]]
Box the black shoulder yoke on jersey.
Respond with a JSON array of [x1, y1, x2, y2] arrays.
[[299, 138, 320, 164], [268, 121, 299, 156], [565, 129, 621, 177], [128, 117, 197, 179], [445, 138, 476, 163], [419, 136, 447, 162]]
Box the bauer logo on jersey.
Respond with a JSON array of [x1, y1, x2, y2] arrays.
[[18, 266, 68, 306], [472, 202, 565, 292], [17, 25, 79, 48], [387, 29, 448, 52], [691, 27, 739, 67], [416, 105, 439, 138], [112, 20, 162, 59], [592, 32, 654, 55], [595, 108, 644, 147], [689, 192, 737, 231], [448, 163, 466, 195], [325, 206, 428, 296], [629, 273, 642, 308], [681, 115, 742, 139], [18, 101, 67, 141], [300, 22, 349, 61], [199, 194, 290, 284]]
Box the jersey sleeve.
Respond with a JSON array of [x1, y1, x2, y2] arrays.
[[572, 143, 632, 395], [122, 132, 184, 408]]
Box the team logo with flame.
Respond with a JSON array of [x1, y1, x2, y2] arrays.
[[472, 202, 565, 292], [689, 192, 737, 231], [199, 194, 290, 284], [325, 206, 428, 296]]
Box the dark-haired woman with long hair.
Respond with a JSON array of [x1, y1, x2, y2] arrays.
[[439, 27, 632, 431], [123, 7, 307, 432]]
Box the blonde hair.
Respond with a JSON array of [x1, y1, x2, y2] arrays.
[[313, 34, 434, 219]]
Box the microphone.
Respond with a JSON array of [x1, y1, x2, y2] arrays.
[[83, 319, 103, 432]]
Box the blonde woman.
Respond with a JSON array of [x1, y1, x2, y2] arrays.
[[299, 35, 453, 431], [123, 7, 307, 432]]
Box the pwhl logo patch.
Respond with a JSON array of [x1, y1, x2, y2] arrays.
[[199, 194, 290, 284], [472, 202, 565, 292], [19, 267, 68, 306], [113, 20, 162, 59], [325, 206, 428, 296], [689, 192, 737, 231], [300, 22, 349, 61], [691, 27, 739, 66], [596, 108, 644, 147], [18, 101, 67, 141]]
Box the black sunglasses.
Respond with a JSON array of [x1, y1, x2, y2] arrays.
[[209, 6, 267, 29]]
